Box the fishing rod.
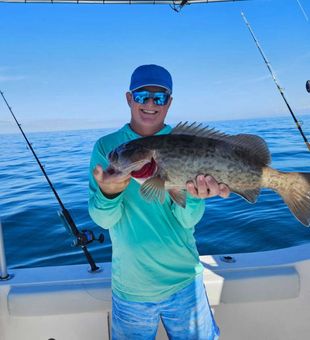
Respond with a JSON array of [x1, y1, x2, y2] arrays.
[[241, 12, 310, 152], [0, 90, 104, 272]]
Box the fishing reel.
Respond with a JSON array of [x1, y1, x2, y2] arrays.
[[58, 210, 104, 248], [72, 229, 105, 248]]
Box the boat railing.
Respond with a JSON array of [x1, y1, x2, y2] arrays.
[[0, 219, 13, 281]]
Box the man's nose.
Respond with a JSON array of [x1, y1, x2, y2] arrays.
[[144, 98, 157, 107]]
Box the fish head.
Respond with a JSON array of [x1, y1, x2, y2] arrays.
[[107, 141, 157, 179]]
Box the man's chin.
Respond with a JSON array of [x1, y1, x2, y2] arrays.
[[139, 114, 161, 124]]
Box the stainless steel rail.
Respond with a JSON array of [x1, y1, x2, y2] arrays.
[[0, 219, 13, 280]]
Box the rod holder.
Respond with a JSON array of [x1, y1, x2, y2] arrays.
[[0, 220, 13, 281]]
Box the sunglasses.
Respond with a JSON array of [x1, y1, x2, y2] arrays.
[[132, 90, 170, 106]]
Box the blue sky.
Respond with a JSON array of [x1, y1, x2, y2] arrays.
[[0, 0, 309, 133]]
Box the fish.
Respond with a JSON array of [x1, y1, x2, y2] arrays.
[[107, 122, 310, 227]]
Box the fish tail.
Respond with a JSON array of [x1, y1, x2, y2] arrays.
[[262, 167, 310, 226]]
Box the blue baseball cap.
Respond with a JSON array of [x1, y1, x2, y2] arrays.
[[129, 64, 173, 94]]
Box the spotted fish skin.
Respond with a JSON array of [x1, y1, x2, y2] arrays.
[[150, 133, 263, 195], [108, 122, 310, 226]]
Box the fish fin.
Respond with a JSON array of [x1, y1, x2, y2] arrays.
[[172, 122, 271, 165], [171, 122, 224, 138], [230, 134, 271, 165], [265, 169, 310, 227], [234, 188, 261, 203], [168, 189, 187, 208], [140, 176, 166, 204]]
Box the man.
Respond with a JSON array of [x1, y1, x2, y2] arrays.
[[88, 64, 229, 339]]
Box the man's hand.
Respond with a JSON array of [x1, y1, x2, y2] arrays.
[[93, 164, 131, 198], [186, 175, 230, 199]]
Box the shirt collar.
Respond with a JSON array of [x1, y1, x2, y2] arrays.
[[122, 123, 172, 138]]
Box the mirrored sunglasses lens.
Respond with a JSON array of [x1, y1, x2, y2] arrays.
[[154, 93, 169, 106], [133, 91, 169, 106], [133, 91, 149, 104]]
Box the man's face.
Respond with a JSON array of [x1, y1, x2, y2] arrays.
[[126, 85, 172, 136]]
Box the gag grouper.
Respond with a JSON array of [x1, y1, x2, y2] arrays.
[[108, 122, 310, 227]]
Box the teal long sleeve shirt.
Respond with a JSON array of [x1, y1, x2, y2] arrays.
[[88, 123, 206, 302]]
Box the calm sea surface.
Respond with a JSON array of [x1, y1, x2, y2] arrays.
[[1, 115, 310, 269]]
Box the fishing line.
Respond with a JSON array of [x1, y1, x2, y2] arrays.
[[241, 12, 310, 152], [0, 90, 104, 272], [296, 0, 309, 22]]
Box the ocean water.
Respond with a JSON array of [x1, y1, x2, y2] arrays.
[[1, 115, 310, 269]]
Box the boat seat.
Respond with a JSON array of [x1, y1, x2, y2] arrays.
[[215, 266, 300, 304], [7, 281, 112, 316]]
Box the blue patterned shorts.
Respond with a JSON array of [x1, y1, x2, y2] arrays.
[[112, 274, 220, 339]]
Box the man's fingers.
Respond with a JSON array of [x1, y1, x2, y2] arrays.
[[205, 175, 219, 197], [94, 164, 103, 174], [186, 181, 198, 197], [110, 172, 131, 183], [93, 164, 131, 183], [186, 174, 230, 199], [219, 183, 230, 198], [93, 164, 131, 196], [197, 175, 209, 198], [93, 165, 104, 182]]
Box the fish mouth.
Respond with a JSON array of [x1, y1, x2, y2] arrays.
[[131, 158, 157, 179], [107, 158, 152, 176]]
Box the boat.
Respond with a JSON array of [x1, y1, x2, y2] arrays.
[[1, 238, 310, 339], [1, 1, 310, 339]]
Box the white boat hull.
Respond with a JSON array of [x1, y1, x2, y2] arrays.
[[1, 243, 310, 340]]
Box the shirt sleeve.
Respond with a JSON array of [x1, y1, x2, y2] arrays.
[[88, 139, 124, 229], [170, 193, 205, 229]]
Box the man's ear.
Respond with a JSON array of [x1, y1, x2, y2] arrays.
[[126, 92, 132, 107]]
